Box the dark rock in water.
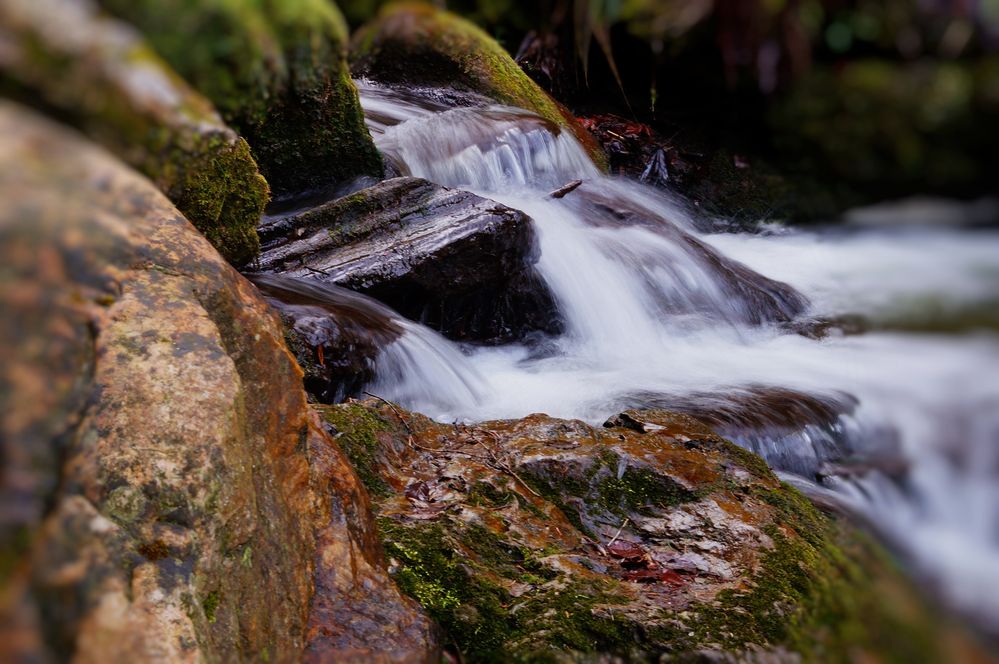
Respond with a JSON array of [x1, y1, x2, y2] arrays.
[[569, 185, 808, 325], [321, 399, 975, 663], [257, 176, 562, 342], [0, 102, 435, 662], [250, 274, 403, 403]]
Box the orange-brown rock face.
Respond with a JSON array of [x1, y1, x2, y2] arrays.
[[322, 399, 975, 663], [0, 101, 435, 663]]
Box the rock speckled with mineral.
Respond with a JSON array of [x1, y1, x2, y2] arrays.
[[0, 102, 435, 663], [322, 399, 962, 663]]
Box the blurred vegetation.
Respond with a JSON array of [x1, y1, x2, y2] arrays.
[[343, 0, 999, 219]]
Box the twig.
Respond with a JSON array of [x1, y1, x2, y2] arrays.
[[362, 391, 413, 434], [580, 535, 608, 556], [548, 179, 583, 199], [303, 265, 331, 276], [607, 517, 630, 547], [468, 431, 542, 498]]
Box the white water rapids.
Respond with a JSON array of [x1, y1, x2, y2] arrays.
[[354, 81, 999, 631]]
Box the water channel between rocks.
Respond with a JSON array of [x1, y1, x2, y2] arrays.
[[298, 80, 999, 634]]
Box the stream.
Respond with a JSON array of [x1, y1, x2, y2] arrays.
[[350, 80, 999, 633]]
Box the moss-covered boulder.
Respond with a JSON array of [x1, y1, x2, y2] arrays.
[[0, 0, 268, 265], [0, 102, 436, 662], [350, 2, 607, 168], [98, 0, 383, 197], [321, 399, 983, 662]]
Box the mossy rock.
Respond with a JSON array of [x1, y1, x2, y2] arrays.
[[350, 1, 607, 169], [0, 0, 267, 265], [99, 0, 383, 196], [322, 400, 985, 662]]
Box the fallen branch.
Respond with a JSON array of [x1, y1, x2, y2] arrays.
[[362, 391, 413, 435], [468, 431, 542, 498], [549, 179, 583, 199], [607, 517, 630, 547]]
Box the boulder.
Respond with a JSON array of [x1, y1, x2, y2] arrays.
[[98, 0, 383, 197], [322, 399, 974, 662], [350, 2, 607, 169], [0, 102, 435, 662], [256, 176, 561, 342], [0, 0, 268, 265]]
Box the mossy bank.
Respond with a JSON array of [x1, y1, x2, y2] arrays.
[[322, 400, 982, 662], [0, 0, 267, 265], [99, 0, 383, 196]]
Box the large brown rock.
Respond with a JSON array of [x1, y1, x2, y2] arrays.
[[321, 399, 983, 663], [0, 102, 435, 662], [0, 0, 268, 266], [257, 176, 561, 342]]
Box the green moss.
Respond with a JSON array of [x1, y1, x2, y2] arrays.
[[202, 590, 222, 624], [170, 134, 266, 265], [351, 2, 607, 169], [1, 5, 267, 264], [378, 516, 633, 662], [596, 462, 696, 516], [100, 0, 383, 195], [0, 526, 31, 585], [320, 403, 392, 496], [658, 481, 945, 663]]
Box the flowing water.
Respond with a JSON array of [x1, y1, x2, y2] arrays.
[[353, 81, 999, 631]]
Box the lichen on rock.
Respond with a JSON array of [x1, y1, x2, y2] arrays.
[[98, 0, 384, 197], [350, 1, 607, 169], [0, 0, 268, 266], [322, 399, 970, 662], [0, 102, 435, 662]]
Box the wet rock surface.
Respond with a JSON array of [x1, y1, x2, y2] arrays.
[[250, 274, 403, 403], [0, 0, 268, 265], [322, 398, 964, 663], [257, 176, 561, 342], [568, 185, 808, 325], [0, 103, 435, 662]]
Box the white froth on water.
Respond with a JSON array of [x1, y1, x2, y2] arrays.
[[356, 81, 999, 631]]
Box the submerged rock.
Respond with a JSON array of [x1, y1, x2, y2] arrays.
[[0, 0, 268, 265], [350, 2, 606, 168], [257, 176, 561, 342], [322, 398, 973, 662], [250, 274, 404, 403], [568, 185, 808, 325], [99, 0, 383, 197], [0, 102, 435, 662]]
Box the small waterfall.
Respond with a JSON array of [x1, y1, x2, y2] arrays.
[[349, 81, 999, 632]]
